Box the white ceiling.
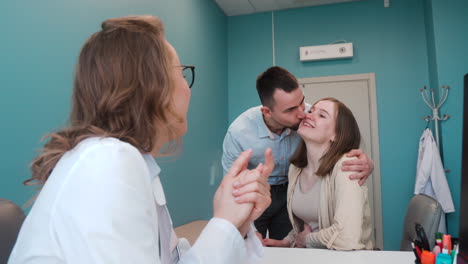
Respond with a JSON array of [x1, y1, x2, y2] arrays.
[[214, 0, 363, 16]]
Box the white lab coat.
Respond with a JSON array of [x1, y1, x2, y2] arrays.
[[414, 128, 455, 233], [8, 137, 262, 264]]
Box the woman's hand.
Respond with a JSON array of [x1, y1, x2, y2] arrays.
[[263, 238, 291, 247], [294, 224, 312, 248], [213, 150, 255, 231], [232, 148, 274, 222]]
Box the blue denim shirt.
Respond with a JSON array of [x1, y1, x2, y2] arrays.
[[222, 106, 303, 185]]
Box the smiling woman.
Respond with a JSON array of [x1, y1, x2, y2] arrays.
[[264, 97, 373, 250]]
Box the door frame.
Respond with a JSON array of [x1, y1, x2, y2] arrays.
[[299, 73, 383, 249]]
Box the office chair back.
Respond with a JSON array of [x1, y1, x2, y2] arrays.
[[0, 199, 26, 263], [400, 194, 442, 251]]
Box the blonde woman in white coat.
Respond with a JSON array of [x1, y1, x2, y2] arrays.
[[264, 98, 373, 250], [9, 16, 273, 264]]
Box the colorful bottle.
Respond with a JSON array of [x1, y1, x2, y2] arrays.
[[432, 244, 441, 257], [421, 251, 436, 264], [442, 235, 451, 255], [435, 253, 452, 264], [435, 232, 443, 249]]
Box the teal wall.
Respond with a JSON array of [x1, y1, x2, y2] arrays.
[[227, 0, 465, 250], [1, 0, 466, 252], [422, 0, 439, 91], [0, 0, 227, 227], [428, 0, 468, 239]]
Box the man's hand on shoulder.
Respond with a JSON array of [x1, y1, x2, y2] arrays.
[[342, 149, 374, 186]]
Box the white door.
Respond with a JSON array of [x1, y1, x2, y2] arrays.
[[299, 73, 383, 249]]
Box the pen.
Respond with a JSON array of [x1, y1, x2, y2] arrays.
[[411, 242, 420, 259], [415, 223, 430, 251], [412, 241, 422, 260]]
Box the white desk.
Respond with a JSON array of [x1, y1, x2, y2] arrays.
[[260, 247, 415, 264]]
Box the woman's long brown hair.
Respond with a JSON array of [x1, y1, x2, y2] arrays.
[[26, 15, 181, 187], [290, 97, 361, 176]]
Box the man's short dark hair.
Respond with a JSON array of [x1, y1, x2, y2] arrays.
[[256, 66, 299, 108]]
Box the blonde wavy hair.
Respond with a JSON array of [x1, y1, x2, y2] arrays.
[[26, 15, 181, 186]]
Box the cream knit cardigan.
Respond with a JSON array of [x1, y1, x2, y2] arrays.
[[285, 155, 373, 250]]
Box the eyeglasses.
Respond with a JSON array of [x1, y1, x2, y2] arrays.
[[181, 65, 195, 88]]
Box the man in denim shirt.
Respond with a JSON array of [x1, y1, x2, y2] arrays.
[[222, 66, 373, 241]]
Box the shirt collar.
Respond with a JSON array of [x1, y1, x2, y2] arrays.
[[143, 153, 167, 205], [257, 114, 277, 139], [143, 153, 161, 180], [256, 108, 272, 139], [256, 110, 292, 139]]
